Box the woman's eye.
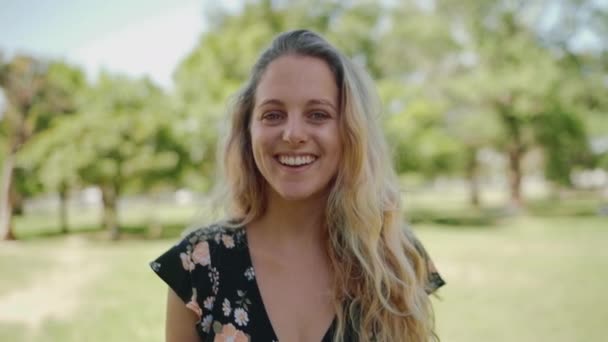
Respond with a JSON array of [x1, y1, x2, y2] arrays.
[[262, 112, 282, 121], [310, 111, 330, 120]]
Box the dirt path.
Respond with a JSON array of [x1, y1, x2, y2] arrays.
[[0, 236, 106, 337]]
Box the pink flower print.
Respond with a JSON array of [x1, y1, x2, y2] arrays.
[[222, 234, 235, 248], [180, 252, 195, 271], [185, 299, 202, 319], [213, 323, 248, 342], [192, 241, 211, 266]]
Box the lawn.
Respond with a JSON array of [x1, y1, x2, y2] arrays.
[[0, 207, 606, 341], [420, 216, 608, 342]]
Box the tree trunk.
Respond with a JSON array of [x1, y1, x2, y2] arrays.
[[101, 183, 119, 240], [59, 182, 69, 234], [0, 153, 16, 240], [10, 184, 24, 216], [507, 146, 524, 210], [497, 103, 525, 212], [466, 147, 481, 207]]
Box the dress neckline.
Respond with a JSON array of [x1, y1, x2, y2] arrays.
[[239, 225, 336, 342]]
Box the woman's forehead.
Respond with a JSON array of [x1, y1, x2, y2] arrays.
[[254, 55, 338, 107]]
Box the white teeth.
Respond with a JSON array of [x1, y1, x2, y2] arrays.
[[278, 155, 316, 166]]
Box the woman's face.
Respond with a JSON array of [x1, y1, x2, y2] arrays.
[[250, 54, 342, 202]]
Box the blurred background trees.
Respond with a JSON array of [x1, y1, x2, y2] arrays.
[[1, 0, 607, 240], [0, 56, 85, 239]]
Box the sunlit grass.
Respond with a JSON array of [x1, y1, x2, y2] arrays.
[[420, 216, 608, 342], [0, 238, 170, 342]]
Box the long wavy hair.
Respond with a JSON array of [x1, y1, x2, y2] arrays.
[[220, 29, 436, 342]]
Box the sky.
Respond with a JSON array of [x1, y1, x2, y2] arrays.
[[0, 0, 240, 89]]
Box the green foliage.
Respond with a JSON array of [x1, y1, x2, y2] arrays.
[[384, 98, 465, 176], [430, 0, 607, 198], [19, 73, 184, 194], [534, 107, 592, 185], [1, 57, 85, 195], [375, 2, 457, 77]]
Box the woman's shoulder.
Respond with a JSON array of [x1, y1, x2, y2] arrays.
[[181, 222, 247, 251], [150, 222, 247, 274], [175, 222, 249, 273], [149, 221, 249, 298]]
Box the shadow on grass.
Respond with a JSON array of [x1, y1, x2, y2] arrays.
[[118, 222, 188, 240], [407, 194, 605, 229], [406, 207, 504, 228], [15, 221, 190, 242], [526, 197, 603, 217], [13, 195, 605, 241], [15, 224, 104, 241]]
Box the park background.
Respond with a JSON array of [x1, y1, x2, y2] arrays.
[[1, 0, 607, 341]]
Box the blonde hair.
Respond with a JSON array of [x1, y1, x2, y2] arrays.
[[220, 30, 436, 341]]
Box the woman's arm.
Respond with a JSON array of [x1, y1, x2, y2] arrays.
[[165, 288, 200, 342]]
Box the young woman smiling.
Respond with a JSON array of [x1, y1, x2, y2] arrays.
[[151, 30, 445, 342]]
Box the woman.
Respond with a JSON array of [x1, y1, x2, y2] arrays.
[[150, 29, 445, 342]]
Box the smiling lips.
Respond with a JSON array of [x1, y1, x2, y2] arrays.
[[276, 154, 317, 167]]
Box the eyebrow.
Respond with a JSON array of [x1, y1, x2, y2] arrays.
[[308, 99, 337, 111], [256, 98, 338, 111], [256, 99, 283, 109]]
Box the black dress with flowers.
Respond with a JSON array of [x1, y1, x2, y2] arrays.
[[149, 224, 445, 342]]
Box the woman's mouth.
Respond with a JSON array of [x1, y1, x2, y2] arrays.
[[275, 154, 317, 168]]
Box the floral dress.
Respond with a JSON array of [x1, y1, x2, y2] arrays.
[[149, 224, 445, 342]]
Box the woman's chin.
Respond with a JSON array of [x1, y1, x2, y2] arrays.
[[273, 186, 321, 202], [276, 191, 313, 202]]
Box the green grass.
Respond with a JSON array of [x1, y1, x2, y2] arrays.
[[1, 203, 607, 341], [0, 238, 172, 342], [420, 216, 608, 342]]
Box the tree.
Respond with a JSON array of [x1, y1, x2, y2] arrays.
[[0, 55, 76, 240], [374, 1, 495, 205], [433, 0, 600, 208], [20, 73, 180, 239], [17, 61, 85, 233], [541, 0, 608, 186], [383, 95, 465, 178]]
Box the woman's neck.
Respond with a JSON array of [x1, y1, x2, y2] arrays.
[[248, 189, 329, 251]]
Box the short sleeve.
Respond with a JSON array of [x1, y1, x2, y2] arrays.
[[406, 228, 446, 295], [149, 231, 199, 304], [423, 253, 446, 295]]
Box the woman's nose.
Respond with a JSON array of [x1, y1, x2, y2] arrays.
[[282, 115, 307, 145]]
